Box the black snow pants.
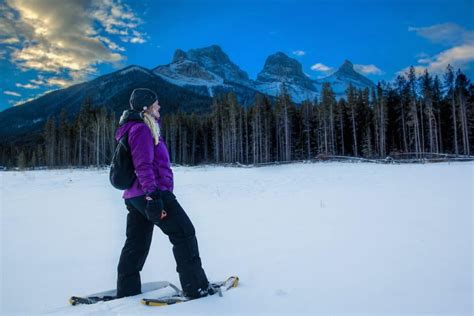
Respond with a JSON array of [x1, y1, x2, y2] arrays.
[[116, 190, 209, 297]]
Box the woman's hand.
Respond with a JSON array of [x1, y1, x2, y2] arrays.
[[145, 190, 167, 221]]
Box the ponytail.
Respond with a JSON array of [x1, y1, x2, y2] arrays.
[[143, 112, 160, 145]]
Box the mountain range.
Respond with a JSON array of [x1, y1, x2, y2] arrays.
[[153, 45, 375, 103], [0, 45, 375, 143]]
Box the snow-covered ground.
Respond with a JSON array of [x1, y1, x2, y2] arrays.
[[1, 162, 472, 316]]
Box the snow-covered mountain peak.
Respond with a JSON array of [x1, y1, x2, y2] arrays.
[[153, 45, 255, 100], [335, 59, 369, 81], [187, 45, 227, 63], [153, 60, 224, 90], [340, 59, 355, 72], [172, 49, 188, 63], [183, 45, 251, 86], [119, 65, 153, 77], [257, 52, 305, 81], [314, 59, 375, 95], [254, 52, 318, 102], [257, 52, 316, 91]]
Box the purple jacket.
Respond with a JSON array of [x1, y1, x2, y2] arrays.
[[115, 111, 174, 199]]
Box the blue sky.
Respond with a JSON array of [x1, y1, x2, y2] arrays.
[[1, 0, 473, 112]]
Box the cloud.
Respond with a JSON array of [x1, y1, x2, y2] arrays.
[[4, 90, 21, 97], [30, 76, 46, 85], [409, 23, 473, 46], [123, 30, 146, 43], [429, 43, 474, 70], [400, 23, 474, 77], [46, 77, 71, 87], [311, 63, 333, 73], [0, 0, 146, 91], [16, 82, 39, 89], [354, 64, 383, 75], [96, 35, 125, 52], [416, 52, 430, 59], [92, 0, 147, 42], [17, 74, 77, 90], [92, 0, 140, 33], [398, 43, 474, 77], [0, 37, 20, 44], [292, 50, 306, 57]]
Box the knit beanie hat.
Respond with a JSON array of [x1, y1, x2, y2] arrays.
[[129, 88, 158, 111]]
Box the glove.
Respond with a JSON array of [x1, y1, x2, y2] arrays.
[[145, 189, 167, 221], [146, 189, 162, 200]]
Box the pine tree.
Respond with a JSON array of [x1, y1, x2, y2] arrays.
[[249, 95, 259, 163], [301, 100, 314, 159], [376, 83, 388, 157], [395, 75, 410, 153], [407, 66, 422, 157], [321, 83, 337, 155], [433, 76, 444, 153], [262, 95, 273, 162], [211, 98, 221, 163], [346, 84, 358, 156], [421, 70, 438, 153], [36, 144, 44, 167], [362, 126, 373, 158], [444, 65, 458, 155], [276, 86, 293, 161], [455, 69, 471, 155], [337, 98, 347, 156], [227, 93, 240, 163], [371, 87, 379, 156], [43, 116, 57, 167], [30, 151, 37, 168], [358, 88, 372, 157], [58, 108, 69, 166], [17, 150, 26, 170]]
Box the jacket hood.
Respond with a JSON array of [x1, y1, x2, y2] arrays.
[[115, 109, 162, 141], [119, 109, 143, 126], [115, 110, 143, 141]]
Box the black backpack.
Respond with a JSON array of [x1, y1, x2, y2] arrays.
[[109, 133, 136, 190]]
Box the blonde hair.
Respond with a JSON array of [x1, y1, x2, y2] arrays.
[[143, 112, 160, 145]]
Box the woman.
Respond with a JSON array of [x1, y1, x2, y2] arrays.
[[115, 88, 211, 299]]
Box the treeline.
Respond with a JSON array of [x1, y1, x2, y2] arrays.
[[0, 97, 117, 168], [0, 65, 472, 168], [163, 65, 473, 164]]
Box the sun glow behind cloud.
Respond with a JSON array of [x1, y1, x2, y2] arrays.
[[0, 0, 146, 105]]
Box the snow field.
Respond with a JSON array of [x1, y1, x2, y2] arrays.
[[1, 162, 472, 315]]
